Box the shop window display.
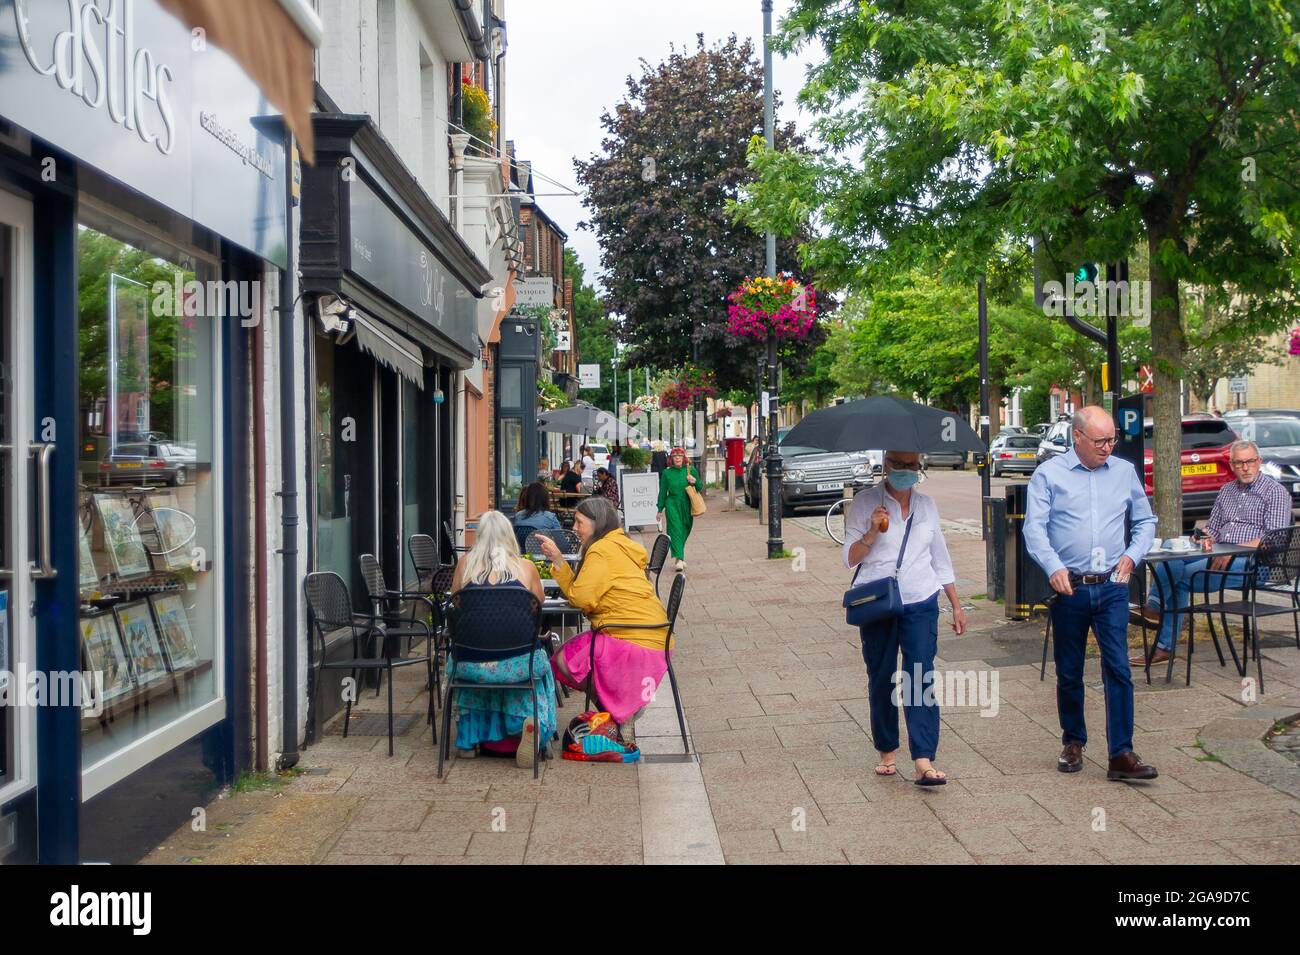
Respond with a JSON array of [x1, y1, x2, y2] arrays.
[[75, 219, 220, 788]]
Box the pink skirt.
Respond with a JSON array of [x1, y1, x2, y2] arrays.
[[554, 630, 670, 723]]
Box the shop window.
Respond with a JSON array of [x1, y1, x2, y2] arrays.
[[499, 365, 522, 409], [75, 218, 220, 795], [498, 416, 524, 504]]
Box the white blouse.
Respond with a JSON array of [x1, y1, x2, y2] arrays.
[[841, 482, 955, 605]]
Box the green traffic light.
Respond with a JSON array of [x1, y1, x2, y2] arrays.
[[1074, 263, 1099, 283]]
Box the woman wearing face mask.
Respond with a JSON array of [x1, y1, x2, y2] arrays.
[[843, 450, 966, 786]]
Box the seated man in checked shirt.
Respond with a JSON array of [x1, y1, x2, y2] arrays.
[[1134, 438, 1294, 665]]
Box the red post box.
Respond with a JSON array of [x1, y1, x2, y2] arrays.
[[725, 437, 746, 472]]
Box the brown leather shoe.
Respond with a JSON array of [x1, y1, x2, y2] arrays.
[[1130, 647, 1173, 667], [1057, 742, 1084, 773], [1107, 751, 1158, 781]]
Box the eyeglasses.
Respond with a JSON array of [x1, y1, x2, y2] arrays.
[[885, 460, 922, 471], [1078, 433, 1118, 450], [1231, 457, 1260, 468]]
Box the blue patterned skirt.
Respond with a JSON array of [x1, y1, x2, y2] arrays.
[[449, 648, 558, 749]]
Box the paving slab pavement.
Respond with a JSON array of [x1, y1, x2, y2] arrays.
[[144, 471, 1300, 864]]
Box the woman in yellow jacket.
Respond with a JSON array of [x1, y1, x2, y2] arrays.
[[537, 496, 670, 743]]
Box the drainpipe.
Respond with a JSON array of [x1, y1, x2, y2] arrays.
[[253, 292, 269, 771], [278, 137, 301, 769]]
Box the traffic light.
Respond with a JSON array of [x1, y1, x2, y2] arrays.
[[1074, 262, 1099, 284]]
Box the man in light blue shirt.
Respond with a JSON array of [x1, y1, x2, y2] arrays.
[[1024, 406, 1158, 782]]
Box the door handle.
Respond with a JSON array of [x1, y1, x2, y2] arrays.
[[29, 441, 56, 579]]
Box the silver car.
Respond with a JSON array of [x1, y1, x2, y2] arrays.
[[989, 433, 1041, 476]]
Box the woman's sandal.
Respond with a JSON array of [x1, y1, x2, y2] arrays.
[[874, 760, 898, 776], [914, 768, 947, 787]]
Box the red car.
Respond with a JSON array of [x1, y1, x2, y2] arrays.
[[1142, 417, 1238, 524]]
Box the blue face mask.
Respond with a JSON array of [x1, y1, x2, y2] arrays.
[[886, 468, 920, 490]]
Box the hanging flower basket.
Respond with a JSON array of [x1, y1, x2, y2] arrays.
[[657, 364, 717, 412], [1289, 327, 1300, 356], [727, 274, 817, 340], [627, 394, 660, 416]]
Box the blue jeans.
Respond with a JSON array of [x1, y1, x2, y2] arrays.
[[1051, 581, 1133, 759], [1146, 557, 1252, 651], [859, 593, 940, 761]]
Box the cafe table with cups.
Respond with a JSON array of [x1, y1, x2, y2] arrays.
[[1136, 532, 1254, 685]]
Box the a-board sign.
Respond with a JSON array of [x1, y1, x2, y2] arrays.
[[620, 471, 660, 529]]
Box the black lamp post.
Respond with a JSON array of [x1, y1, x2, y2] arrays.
[[762, 0, 784, 557]]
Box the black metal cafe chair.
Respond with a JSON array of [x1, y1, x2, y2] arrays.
[[438, 587, 546, 779], [303, 572, 434, 757], [359, 554, 442, 700], [522, 528, 581, 557], [646, 533, 672, 598], [1186, 525, 1300, 693], [584, 572, 690, 754], [443, 520, 469, 557], [409, 533, 456, 642]]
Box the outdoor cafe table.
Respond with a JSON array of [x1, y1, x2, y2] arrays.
[[1140, 540, 1255, 685]]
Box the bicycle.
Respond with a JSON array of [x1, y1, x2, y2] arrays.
[[126, 488, 198, 566], [825, 496, 850, 545]]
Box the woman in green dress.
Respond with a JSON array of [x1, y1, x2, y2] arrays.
[[656, 446, 699, 571]]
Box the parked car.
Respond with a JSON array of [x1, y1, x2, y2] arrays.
[[83, 437, 195, 487], [1029, 422, 1052, 438], [587, 443, 610, 471], [1223, 407, 1300, 423], [1248, 417, 1300, 507], [1141, 417, 1238, 524], [988, 433, 1041, 477], [743, 440, 875, 516], [1036, 417, 1074, 466], [921, 449, 967, 470]]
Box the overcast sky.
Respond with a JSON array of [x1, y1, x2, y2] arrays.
[[503, 0, 818, 292]]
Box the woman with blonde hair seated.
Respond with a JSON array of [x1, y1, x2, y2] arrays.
[[448, 510, 557, 767], [537, 496, 670, 746]]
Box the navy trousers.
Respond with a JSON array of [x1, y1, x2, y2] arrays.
[[859, 593, 940, 761], [1050, 581, 1134, 759]]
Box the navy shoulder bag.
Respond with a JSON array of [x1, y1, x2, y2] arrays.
[[843, 513, 915, 628]]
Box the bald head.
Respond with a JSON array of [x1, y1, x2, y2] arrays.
[[1071, 406, 1110, 434], [1071, 405, 1116, 468]]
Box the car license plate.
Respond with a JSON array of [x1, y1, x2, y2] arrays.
[[1016, 453, 1035, 459], [816, 482, 843, 492], [116, 462, 141, 469], [1181, 463, 1216, 476]]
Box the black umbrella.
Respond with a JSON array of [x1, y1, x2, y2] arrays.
[[782, 396, 986, 454]]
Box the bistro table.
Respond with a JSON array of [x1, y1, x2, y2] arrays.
[[1140, 540, 1255, 685]]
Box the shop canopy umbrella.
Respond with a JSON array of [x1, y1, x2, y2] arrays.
[[782, 395, 987, 454], [537, 403, 642, 443]]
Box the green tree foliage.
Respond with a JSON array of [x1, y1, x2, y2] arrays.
[[574, 34, 815, 393], [738, 0, 1300, 533]]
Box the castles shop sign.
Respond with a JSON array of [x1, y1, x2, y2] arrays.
[[0, 0, 287, 266]]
